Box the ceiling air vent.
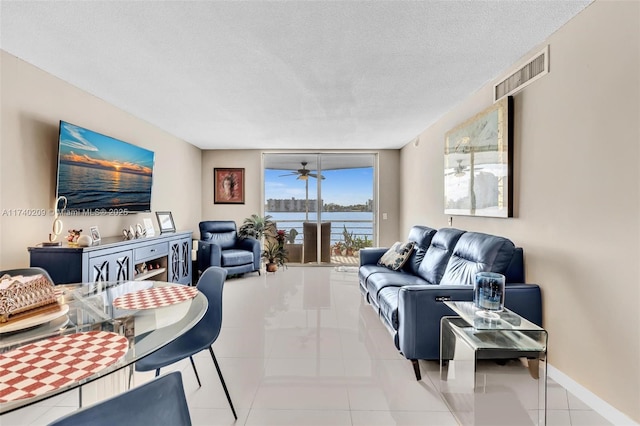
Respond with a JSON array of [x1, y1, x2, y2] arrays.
[[494, 45, 549, 102]]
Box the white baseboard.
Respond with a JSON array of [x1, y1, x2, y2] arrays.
[[547, 364, 638, 425]]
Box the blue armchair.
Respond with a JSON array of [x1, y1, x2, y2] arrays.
[[197, 221, 261, 276]]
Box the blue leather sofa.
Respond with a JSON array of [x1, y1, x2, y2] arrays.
[[359, 226, 542, 380], [198, 221, 261, 277]]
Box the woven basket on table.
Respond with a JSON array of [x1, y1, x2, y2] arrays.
[[0, 274, 57, 323]]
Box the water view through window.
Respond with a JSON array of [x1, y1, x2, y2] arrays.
[[264, 154, 375, 265]]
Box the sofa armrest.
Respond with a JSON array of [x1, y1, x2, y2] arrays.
[[197, 240, 222, 271], [237, 237, 261, 271], [359, 248, 388, 266], [397, 283, 542, 360], [503, 283, 542, 326], [397, 284, 473, 360]]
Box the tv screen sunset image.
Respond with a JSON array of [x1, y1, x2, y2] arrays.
[[56, 121, 155, 211]]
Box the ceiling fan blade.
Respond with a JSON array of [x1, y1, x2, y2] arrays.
[[279, 172, 297, 177], [304, 172, 326, 180]]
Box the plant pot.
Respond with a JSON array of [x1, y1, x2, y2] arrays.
[[266, 263, 278, 272]]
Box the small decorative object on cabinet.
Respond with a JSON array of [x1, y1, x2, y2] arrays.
[[76, 235, 92, 247], [135, 223, 145, 238], [156, 211, 176, 233], [43, 196, 67, 247], [122, 228, 134, 240], [143, 218, 155, 237], [66, 229, 82, 245], [89, 226, 100, 243]]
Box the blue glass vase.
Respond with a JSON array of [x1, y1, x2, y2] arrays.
[[474, 272, 506, 313]]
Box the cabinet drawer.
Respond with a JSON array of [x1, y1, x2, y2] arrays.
[[134, 243, 168, 262]]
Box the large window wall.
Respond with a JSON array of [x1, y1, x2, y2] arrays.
[[263, 153, 376, 265]]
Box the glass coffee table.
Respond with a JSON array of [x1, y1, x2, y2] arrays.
[[440, 301, 548, 425]]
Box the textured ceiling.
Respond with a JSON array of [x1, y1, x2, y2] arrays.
[[1, 1, 592, 150]]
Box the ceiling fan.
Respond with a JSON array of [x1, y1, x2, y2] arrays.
[[445, 159, 468, 177], [445, 159, 485, 177], [279, 162, 325, 180]]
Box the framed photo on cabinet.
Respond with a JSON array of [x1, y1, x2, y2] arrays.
[[89, 226, 101, 243], [156, 211, 176, 233], [143, 218, 155, 237]]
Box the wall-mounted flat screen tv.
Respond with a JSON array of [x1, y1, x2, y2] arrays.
[[56, 121, 155, 212]]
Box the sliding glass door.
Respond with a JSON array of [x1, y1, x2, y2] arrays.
[[263, 153, 375, 265]]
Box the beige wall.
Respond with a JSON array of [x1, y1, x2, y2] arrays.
[[0, 52, 202, 269], [376, 150, 401, 247], [201, 150, 400, 245], [400, 1, 639, 421], [200, 149, 264, 234]]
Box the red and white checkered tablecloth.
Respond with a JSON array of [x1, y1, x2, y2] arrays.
[[0, 331, 129, 403], [112, 285, 198, 310]]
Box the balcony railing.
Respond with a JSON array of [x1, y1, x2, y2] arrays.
[[269, 218, 373, 246]]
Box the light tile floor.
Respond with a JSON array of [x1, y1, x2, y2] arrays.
[[1, 267, 613, 425]]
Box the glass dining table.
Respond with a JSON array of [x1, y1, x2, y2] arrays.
[[0, 280, 207, 415]]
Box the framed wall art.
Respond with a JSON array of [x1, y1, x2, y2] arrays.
[[444, 96, 513, 218], [214, 168, 245, 204]]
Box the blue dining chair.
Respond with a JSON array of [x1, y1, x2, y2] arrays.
[[0, 267, 54, 283], [135, 266, 237, 420], [48, 372, 191, 426]]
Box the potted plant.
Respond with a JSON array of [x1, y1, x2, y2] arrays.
[[286, 228, 299, 244], [238, 214, 277, 241], [332, 241, 345, 255], [352, 235, 373, 257], [262, 240, 288, 272], [274, 229, 288, 246], [342, 225, 356, 256]]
